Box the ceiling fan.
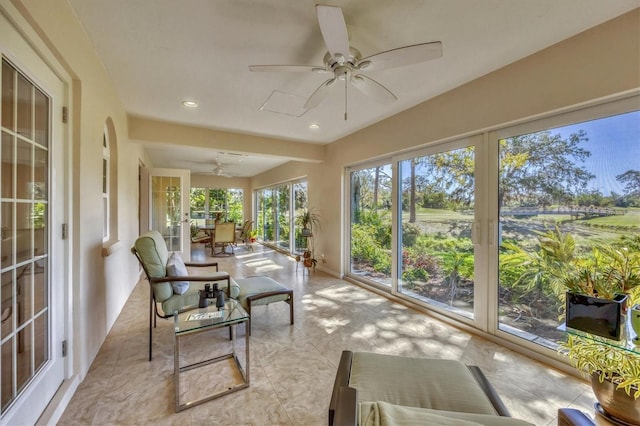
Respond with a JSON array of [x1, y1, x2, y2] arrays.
[[212, 161, 233, 177], [249, 4, 443, 120]]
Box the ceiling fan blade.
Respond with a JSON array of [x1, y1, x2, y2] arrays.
[[304, 78, 336, 110], [358, 42, 443, 71], [249, 65, 330, 73], [316, 5, 350, 63], [351, 74, 397, 105]]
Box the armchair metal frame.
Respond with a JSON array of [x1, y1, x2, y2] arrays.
[[132, 239, 232, 361]]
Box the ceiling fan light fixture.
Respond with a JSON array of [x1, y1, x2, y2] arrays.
[[182, 100, 198, 108]]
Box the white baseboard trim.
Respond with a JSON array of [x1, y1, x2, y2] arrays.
[[36, 374, 81, 426]]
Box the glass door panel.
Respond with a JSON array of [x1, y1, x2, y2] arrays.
[[497, 111, 640, 349], [189, 188, 206, 228], [0, 58, 52, 416], [397, 147, 476, 319], [258, 189, 274, 244], [348, 164, 393, 287], [149, 169, 190, 259], [293, 181, 308, 254], [275, 185, 290, 251]]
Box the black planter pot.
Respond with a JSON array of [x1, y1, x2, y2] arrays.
[[566, 292, 628, 340]]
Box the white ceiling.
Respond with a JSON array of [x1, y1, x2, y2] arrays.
[[68, 0, 639, 177]]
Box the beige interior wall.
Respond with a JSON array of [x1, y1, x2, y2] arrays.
[[253, 9, 640, 276], [16, 0, 151, 379]]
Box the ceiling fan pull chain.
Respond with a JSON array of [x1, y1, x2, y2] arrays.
[[344, 76, 348, 120]]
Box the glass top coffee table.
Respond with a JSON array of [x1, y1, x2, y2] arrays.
[[174, 299, 250, 412]]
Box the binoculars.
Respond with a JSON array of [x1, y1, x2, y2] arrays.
[[198, 283, 225, 308]]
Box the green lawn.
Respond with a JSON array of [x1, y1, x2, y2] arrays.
[[583, 207, 640, 227]]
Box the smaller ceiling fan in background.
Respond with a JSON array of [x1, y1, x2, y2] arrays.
[[212, 161, 233, 177], [194, 152, 246, 177], [249, 4, 443, 119]]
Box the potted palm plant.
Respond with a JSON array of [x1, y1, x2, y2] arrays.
[[298, 209, 320, 237], [562, 246, 640, 340]]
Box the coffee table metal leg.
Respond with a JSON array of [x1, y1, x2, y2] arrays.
[[174, 334, 180, 411], [174, 318, 250, 412]]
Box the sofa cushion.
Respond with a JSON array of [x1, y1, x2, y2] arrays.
[[361, 402, 535, 426], [350, 352, 500, 417], [133, 230, 169, 278], [166, 252, 189, 295]]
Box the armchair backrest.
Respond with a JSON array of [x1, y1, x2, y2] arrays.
[[239, 220, 253, 239], [132, 230, 173, 302], [214, 222, 236, 244]]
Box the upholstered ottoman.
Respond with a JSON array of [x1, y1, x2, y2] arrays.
[[234, 276, 294, 335]]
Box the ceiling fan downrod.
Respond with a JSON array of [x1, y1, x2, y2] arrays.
[[344, 74, 348, 121]]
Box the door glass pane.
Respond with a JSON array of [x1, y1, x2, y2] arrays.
[[293, 181, 308, 254], [152, 176, 182, 251], [258, 189, 274, 244], [1, 339, 13, 411], [226, 189, 243, 224], [16, 139, 31, 200], [0, 59, 51, 414], [1, 132, 14, 199], [208, 188, 227, 221], [398, 147, 475, 318], [33, 90, 48, 148], [498, 111, 640, 348], [189, 188, 206, 228], [276, 185, 290, 251], [2, 61, 15, 130], [349, 164, 393, 286], [16, 74, 32, 140]]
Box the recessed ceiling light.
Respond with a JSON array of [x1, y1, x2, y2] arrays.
[[309, 123, 320, 129], [182, 100, 198, 108]]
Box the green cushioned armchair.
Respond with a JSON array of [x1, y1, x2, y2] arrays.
[[132, 230, 240, 360]]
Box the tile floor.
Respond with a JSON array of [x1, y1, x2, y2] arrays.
[[58, 244, 599, 425]]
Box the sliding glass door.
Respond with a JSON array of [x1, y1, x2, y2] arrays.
[[255, 180, 307, 255], [397, 144, 476, 319], [495, 107, 640, 348], [344, 95, 639, 354], [348, 163, 393, 287]]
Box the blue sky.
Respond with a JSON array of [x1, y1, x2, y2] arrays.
[[555, 110, 640, 195]]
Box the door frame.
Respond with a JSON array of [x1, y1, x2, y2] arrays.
[[0, 3, 74, 424]]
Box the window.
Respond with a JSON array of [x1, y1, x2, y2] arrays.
[[348, 163, 392, 287], [496, 108, 640, 348], [293, 181, 308, 253], [255, 180, 308, 254], [189, 188, 243, 227], [344, 95, 639, 354], [397, 144, 476, 319], [102, 130, 109, 240], [102, 118, 118, 248]]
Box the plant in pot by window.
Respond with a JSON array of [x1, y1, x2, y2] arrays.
[[562, 246, 640, 340], [248, 229, 258, 243], [297, 209, 320, 237], [559, 246, 640, 424], [561, 334, 640, 424]]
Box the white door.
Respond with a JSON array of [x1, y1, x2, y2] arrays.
[[149, 168, 191, 260], [0, 10, 67, 425]]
